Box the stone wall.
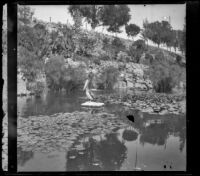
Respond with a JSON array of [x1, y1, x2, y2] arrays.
[[114, 62, 153, 91]]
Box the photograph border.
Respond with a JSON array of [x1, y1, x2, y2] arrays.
[[2, 0, 196, 175]]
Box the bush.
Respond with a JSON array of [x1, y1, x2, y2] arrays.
[[98, 52, 110, 61], [45, 54, 87, 92], [147, 59, 186, 93], [93, 57, 101, 65], [128, 39, 146, 63], [176, 55, 182, 64], [111, 37, 126, 52], [117, 51, 131, 62], [145, 53, 154, 63], [76, 33, 98, 57], [18, 46, 44, 82], [110, 37, 126, 60], [95, 63, 119, 90], [154, 77, 173, 93], [34, 81, 45, 97], [155, 51, 165, 61]]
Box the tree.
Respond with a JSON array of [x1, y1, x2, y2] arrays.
[[143, 20, 174, 49], [69, 8, 84, 58], [160, 21, 173, 50], [111, 37, 126, 59], [68, 5, 131, 35], [18, 5, 34, 25], [164, 30, 174, 51], [18, 22, 55, 60], [177, 26, 185, 55], [102, 37, 110, 50], [50, 25, 75, 58], [141, 19, 153, 48], [125, 23, 140, 41], [149, 21, 163, 48], [100, 5, 131, 35], [128, 39, 146, 63], [45, 55, 87, 92], [69, 5, 104, 30], [18, 46, 44, 82], [171, 30, 179, 53], [76, 33, 98, 57], [111, 37, 125, 51]]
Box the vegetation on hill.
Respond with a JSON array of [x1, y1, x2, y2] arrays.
[[15, 5, 186, 95]]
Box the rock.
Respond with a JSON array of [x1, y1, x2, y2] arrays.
[[123, 102, 132, 107], [142, 107, 153, 113], [127, 81, 134, 88], [134, 83, 147, 90], [178, 100, 186, 114], [159, 109, 168, 115], [168, 104, 176, 112], [153, 106, 161, 113]]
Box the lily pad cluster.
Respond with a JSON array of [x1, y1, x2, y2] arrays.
[[18, 111, 129, 153], [96, 92, 186, 115]]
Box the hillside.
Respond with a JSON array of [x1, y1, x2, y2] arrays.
[[15, 15, 186, 97]]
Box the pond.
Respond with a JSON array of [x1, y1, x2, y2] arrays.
[[17, 90, 186, 171]]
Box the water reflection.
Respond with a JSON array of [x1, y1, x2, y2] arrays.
[[140, 123, 169, 146], [17, 89, 132, 117], [17, 90, 186, 171], [18, 91, 85, 117], [17, 113, 186, 171], [139, 116, 186, 152], [18, 147, 34, 166], [122, 128, 138, 142], [66, 132, 127, 171]]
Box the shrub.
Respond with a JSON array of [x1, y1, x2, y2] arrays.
[[128, 39, 146, 63], [111, 37, 126, 52], [95, 63, 119, 90], [110, 37, 126, 60], [34, 81, 45, 97], [76, 33, 98, 57], [145, 53, 154, 63], [18, 46, 44, 82], [147, 59, 186, 93], [93, 57, 101, 65], [155, 51, 165, 61], [98, 52, 110, 61], [45, 54, 87, 92], [176, 55, 183, 64], [117, 51, 131, 62]]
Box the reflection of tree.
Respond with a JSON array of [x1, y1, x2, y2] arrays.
[[66, 133, 127, 171], [96, 133, 127, 170], [137, 113, 186, 150], [19, 91, 84, 117], [140, 123, 169, 146], [179, 131, 186, 152], [173, 117, 186, 152], [164, 116, 186, 152], [66, 138, 101, 171], [17, 147, 34, 166], [122, 127, 138, 142]]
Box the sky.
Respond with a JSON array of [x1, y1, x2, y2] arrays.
[[29, 4, 185, 48]]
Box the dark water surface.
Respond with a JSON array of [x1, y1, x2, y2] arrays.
[[17, 90, 186, 171]]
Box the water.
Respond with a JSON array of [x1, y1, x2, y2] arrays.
[[17, 90, 186, 171]]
